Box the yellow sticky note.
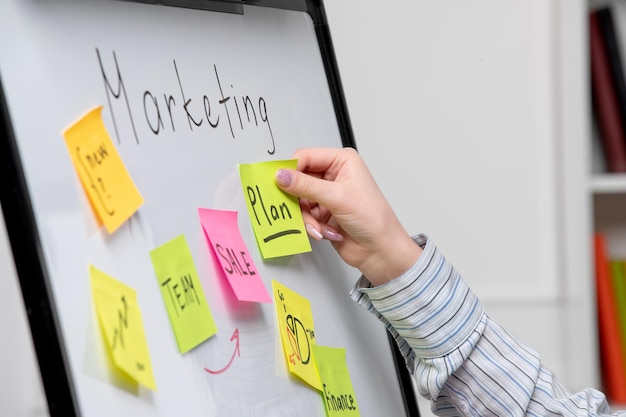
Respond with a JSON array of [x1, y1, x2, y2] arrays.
[[272, 279, 321, 390], [239, 160, 311, 259], [313, 345, 360, 416], [63, 106, 144, 233], [150, 234, 217, 354], [89, 264, 156, 391]]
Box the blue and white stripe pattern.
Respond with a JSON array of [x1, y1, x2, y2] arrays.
[[350, 234, 620, 416]]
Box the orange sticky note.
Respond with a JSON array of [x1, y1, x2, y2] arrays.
[[272, 279, 321, 390], [63, 106, 143, 233], [239, 160, 311, 259], [198, 208, 271, 303], [90, 264, 156, 391]]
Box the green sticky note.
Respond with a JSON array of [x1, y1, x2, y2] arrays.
[[150, 234, 217, 354], [239, 159, 311, 259], [312, 345, 360, 417]]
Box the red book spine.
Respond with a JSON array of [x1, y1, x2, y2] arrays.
[[590, 11, 626, 173], [594, 233, 626, 403]]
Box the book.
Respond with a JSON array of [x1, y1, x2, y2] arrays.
[[589, 10, 626, 173], [610, 260, 626, 371], [597, 7, 626, 147], [594, 233, 626, 403]]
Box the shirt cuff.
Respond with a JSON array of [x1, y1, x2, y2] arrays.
[[350, 234, 485, 362]]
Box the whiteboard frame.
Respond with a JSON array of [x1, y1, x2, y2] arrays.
[[0, 1, 419, 416]]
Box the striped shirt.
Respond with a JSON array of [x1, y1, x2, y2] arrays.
[[350, 234, 620, 416]]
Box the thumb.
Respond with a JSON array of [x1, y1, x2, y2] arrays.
[[275, 168, 333, 206]]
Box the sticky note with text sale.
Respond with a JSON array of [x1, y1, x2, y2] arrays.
[[239, 160, 311, 259], [150, 234, 217, 354], [198, 208, 271, 303], [63, 106, 143, 233], [89, 264, 156, 391]]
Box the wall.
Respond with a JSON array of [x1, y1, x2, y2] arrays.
[[322, 0, 592, 416]]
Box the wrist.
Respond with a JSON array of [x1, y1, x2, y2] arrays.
[[360, 233, 423, 287]]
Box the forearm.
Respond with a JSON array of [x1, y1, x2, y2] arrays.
[[351, 234, 615, 416]]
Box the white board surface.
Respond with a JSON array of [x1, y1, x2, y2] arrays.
[[0, 1, 413, 416]]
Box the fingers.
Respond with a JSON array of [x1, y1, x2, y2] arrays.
[[276, 168, 337, 210], [291, 147, 355, 175], [303, 221, 343, 242], [320, 224, 343, 242], [304, 223, 324, 240], [276, 147, 356, 243], [300, 200, 343, 242]]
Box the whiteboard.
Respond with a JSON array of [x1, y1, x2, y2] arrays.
[[0, 1, 418, 416]]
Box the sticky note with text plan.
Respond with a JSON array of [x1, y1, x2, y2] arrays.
[[239, 159, 311, 259]]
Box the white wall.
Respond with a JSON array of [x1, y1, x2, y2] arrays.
[[322, 0, 592, 416], [323, 0, 561, 300]]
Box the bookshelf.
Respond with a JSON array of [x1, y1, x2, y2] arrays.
[[590, 0, 626, 280], [589, 0, 626, 406], [591, 174, 626, 193]]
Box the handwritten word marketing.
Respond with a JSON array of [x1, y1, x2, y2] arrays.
[[96, 48, 276, 154]]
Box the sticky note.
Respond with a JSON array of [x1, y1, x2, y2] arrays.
[[313, 345, 360, 416], [239, 160, 311, 259], [272, 279, 321, 390], [63, 106, 143, 233], [89, 264, 156, 390], [149, 234, 217, 353], [198, 208, 271, 303]]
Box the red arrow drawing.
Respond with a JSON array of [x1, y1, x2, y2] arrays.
[[204, 328, 240, 375]]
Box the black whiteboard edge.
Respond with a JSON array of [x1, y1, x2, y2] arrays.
[[310, 2, 419, 414], [388, 332, 421, 417], [118, 0, 244, 14], [117, 0, 310, 14], [305, 0, 357, 150], [309, 2, 419, 413], [0, 78, 79, 416]]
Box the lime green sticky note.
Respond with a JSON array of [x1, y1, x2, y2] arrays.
[[89, 264, 156, 391], [272, 279, 321, 390], [150, 234, 217, 353], [239, 160, 311, 259], [312, 345, 360, 416]]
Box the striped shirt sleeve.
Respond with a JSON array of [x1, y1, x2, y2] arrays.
[[350, 234, 622, 416]]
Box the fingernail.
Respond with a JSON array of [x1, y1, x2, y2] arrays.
[[306, 224, 323, 240], [322, 229, 343, 242], [276, 169, 292, 187]]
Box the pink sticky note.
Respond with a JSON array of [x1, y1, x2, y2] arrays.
[[198, 208, 271, 303]]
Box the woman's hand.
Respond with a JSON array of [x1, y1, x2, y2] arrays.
[[275, 147, 422, 286]]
